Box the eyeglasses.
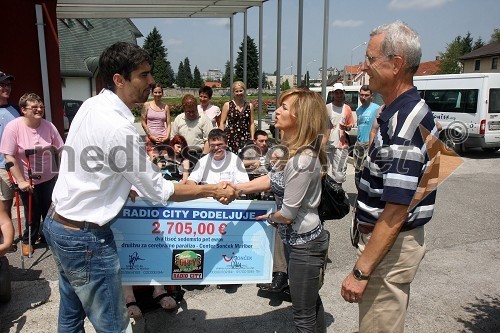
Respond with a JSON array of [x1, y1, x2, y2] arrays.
[[0, 82, 12, 88], [364, 54, 396, 66], [209, 143, 227, 150], [24, 105, 45, 110]]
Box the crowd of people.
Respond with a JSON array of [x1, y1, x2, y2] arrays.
[[0, 19, 441, 333]]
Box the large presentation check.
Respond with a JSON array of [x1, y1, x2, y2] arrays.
[[110, 198, 276, 285]]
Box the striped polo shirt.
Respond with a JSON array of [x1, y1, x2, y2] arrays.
[[356, 87, 439, 229]]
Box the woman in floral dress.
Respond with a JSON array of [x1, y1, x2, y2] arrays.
[[219, 81, 255, 154]]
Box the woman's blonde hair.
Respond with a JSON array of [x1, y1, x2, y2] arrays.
[[278, 88, 328, 167], [232, 81, 246, 91]]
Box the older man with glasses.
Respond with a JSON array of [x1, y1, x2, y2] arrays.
[[341, 21, 440, 333]]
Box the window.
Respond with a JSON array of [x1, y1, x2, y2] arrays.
[[421, 89, 479, 113], [492, 58, 498, 70], [474, 59, 481, 71], [489, 89, 500, 114]]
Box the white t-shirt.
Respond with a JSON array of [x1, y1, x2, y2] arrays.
[[188, 151, 249, 185]]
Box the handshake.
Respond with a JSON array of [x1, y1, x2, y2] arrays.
[[213, 182, 242, 205]]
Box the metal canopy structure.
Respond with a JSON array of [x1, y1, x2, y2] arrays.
[[54, 0, 331, 130], [56, 0, 268, 18]]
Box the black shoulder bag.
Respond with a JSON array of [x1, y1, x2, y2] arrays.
[[318, 174, 350, 221]]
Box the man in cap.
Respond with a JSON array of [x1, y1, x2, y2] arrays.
[[325, 82, 355, 186], [0, 71, 20, 219]]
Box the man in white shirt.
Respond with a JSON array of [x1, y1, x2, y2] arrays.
[[187, 128, 249, 186], [326, 82, 355, 186], [44, 42, 237, 333], [171, 94, 213, 154]]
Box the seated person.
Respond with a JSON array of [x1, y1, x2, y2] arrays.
[[162, 135, 191, 184], [187, 128, 249, 186], [241, 130, 271, 177], [170, 94, 213, 155], [0, 207, 14, 303]]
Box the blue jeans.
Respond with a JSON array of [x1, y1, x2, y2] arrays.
[[43, 215, 129, 333], [285, 229, 330, 333]]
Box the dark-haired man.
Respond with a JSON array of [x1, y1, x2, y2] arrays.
[[187, 128, 249, 186], [353, 85, 379, 189], [45, 42, 237, 333]]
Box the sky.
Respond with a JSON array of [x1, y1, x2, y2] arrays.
[[132, 0, 499, 76]]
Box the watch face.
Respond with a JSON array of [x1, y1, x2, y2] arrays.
[[353, 268, 362, 279]]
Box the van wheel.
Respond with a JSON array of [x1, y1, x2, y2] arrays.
[[481, 147, 499, 153]]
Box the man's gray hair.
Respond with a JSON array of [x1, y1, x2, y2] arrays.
[[370, 20, 421, 74]]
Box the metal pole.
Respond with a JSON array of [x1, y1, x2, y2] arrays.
[[296, 0, 303, 87], [276, 0, 282, 103], [243, 10, 248, 87], [258, 4, 264, 129], [230, 15, 234, 99], [321, 0, 329, 101]]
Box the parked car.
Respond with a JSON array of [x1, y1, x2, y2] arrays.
[[63, 99, 83, 130]]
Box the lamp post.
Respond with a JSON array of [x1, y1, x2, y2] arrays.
[[350, 42, 367, 68], [305, 59, 317, 87]]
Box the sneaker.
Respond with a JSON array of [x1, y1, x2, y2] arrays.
[[21, 244, 34, 256], [268, 272, 288, 293]]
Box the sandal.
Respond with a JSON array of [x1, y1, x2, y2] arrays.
[[126, 301, 143, 319], [153, 292, 177, 311]]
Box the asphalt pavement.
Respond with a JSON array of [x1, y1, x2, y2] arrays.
[[1, 146, 499, 333]]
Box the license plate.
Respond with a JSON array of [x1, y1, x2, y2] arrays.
[[490, 124, 500, 130]]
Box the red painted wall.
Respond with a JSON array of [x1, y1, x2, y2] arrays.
[[1, 0, 64, 137]]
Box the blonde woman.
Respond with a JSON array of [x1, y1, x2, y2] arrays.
[[235, 88, 330, 333], [219, 81, 255, 154]]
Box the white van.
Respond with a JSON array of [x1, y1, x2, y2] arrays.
[[414, 73, 500, 153], [310, 85, 383, 143]]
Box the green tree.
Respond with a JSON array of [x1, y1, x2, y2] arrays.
[[222, 61, 231, 88], [176, 61, 185, 87], [235, 36, 260, 88], [280, 79, 290, 91], [304, 71, 311, 87], [261, 72, 267, 89], [473, 37, 485, 50], [193, 66, 204, 88], [183, 57, 193, 88], [438, 32, 477, 74], [142, 27, 175, 87], [491, 29, 500, 43]]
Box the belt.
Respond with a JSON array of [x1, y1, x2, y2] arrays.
[[53, 212, 99, 229], [357, 223, 415, 234]]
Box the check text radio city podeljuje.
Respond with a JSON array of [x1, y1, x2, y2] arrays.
[[122, 208, 258, 220]]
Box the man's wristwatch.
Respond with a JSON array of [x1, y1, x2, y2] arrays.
[[352, 266, 370, 281]]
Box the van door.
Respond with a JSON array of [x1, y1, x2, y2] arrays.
[[485, 88, 500, 146]]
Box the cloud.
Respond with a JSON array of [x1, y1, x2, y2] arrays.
[[206, 18, 229, 27], [331, 20, 363, 28], [166, 39, 182, 46], [389, 0, 452, 10]]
